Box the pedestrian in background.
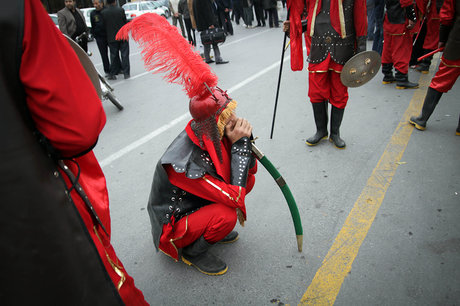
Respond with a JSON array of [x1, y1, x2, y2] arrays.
[[242, 0, 254, 27], [193, 0, 229, 64], [102, 0, 130, 80], [171, 0, 187, 37], [0, 0, 147, 303], [57, 0, 89, 52], [253, 0, 265, 27], [216, 0, 234, 35], [381, 0, 419, 89], [263, 0, 279, 28], [372, 0, 385, 54], [367, 0, 375, 40], [90, 0, 110, 76], [232, 0, 244, 25], [179, 0, 197, 45]]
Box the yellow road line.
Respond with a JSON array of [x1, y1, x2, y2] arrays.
[[300, 71, 433, 305]]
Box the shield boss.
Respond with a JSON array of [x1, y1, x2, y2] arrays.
[[340, 51, 381, 88]]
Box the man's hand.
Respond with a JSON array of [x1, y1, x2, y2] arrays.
[[283, 20, 290, 32], [407, 19, 415, 30], [225, 117, 252, 144]]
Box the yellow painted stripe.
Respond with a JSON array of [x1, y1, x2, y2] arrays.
[[300, 71, 434, 305]]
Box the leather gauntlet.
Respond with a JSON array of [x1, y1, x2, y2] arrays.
[[230, 136, 252, 187], [357, 36, 367, 53], [406, 5, 417, 22]]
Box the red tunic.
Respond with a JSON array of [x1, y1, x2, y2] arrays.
[[20, 1, 147, 304]]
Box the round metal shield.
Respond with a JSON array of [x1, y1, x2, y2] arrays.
[[64, 35, 102, 98], [340, 51, 381, 88]]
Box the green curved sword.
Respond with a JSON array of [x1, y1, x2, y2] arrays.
[[251, 143, 303, 252]]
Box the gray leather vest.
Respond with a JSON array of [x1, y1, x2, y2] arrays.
[[308, 0, 356, 65]]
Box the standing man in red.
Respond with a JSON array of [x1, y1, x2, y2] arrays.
[[380, 0, 419, 88], [0, 0, 147, 304], [413, 0, 442, 73], [409, 0, 460, 134], [284, 0, 368, 149]]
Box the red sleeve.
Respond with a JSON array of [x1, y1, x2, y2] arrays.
[[353, 0, 368, 37], [165, 164, 257, 218], [399, 0, 414, 7], [20, 0, 106, 157], [440, 0, 455, 25]]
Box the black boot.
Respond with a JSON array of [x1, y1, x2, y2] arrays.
[[329, 106, 346, 149], [395, 70, 419, 89], [456, 114, 460, 136], [382, 63, 396, 84], [416, 50, 433, 74], [409, 87, 442, 130], [306, 101, 328, 146], [182, 236, 228, 275], [218, 231, 239, 244]]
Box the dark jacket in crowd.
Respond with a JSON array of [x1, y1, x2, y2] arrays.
[[101, 5, 127, 43], [193, 0, 218, 31], [90, 8, 106, 38]]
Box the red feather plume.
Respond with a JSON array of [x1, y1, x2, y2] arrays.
[[116, 13, 218, 99]]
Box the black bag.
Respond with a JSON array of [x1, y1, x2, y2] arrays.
[[200, 28, 226, 45]]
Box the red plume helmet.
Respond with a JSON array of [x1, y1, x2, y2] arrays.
[[116, 13, 235, 160]]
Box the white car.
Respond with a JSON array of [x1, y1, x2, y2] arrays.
[[49, 13, 59, 28], [146, 1, 170, 18], [122, 1, 166, 21], [80, 7, 95, 41]]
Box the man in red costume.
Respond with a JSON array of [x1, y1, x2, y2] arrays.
[[147, 90, 257, 275], [412, 0, 442, 73], [284, 0, 367, 149], [381, 0, 419, 88], [0, 1, 147, 304], [409, 0, 460, 135], [115, 13, 258, 276]]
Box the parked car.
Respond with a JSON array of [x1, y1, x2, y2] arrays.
[[49, 13, 59, 28], [80, 8, 95, 41], [146, 1, 170, 18], [122, 1, 166, 21]]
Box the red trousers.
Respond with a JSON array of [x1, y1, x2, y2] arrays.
[[159, 203, 237, 259], [308, 54, 348, 109], [430, 57, 460, 93], [382, 32, 413, 74]]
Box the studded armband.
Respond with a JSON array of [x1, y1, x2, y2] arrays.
[[230, 136, 252, 188], [406, 5, 416, 22]]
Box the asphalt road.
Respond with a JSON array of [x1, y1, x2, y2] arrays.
[[87, 10, 460, 305]]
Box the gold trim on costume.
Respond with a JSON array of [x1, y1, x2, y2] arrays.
[[441, 59, 460, 68], [310, 0, 320, 37], [169, 215, 189, 261], [338, 0, 346, 38], [93, 226, 126, 291], [202, 177, 242, 203], [309, 68, 342, 73]]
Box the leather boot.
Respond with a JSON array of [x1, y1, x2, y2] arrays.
[[329, 106, 346, 149], [395, 70, 419, 89], [456, 114, 460, 136], [306, 101, 328, 146], [382, 63, 396, 84], [182, 236, 228, 275], [218, 231, 239, 244], [409, 87, 442, 130]]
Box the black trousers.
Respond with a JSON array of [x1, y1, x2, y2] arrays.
[[108, 40, 130, 76], [184, 18, 196, 46], [218, 11, 233, 35], [95, 36, 110, 74]]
